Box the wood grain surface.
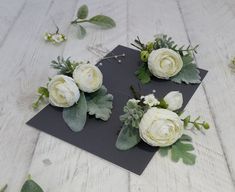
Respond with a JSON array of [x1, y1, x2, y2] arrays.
[[0, 0, 235, 191]]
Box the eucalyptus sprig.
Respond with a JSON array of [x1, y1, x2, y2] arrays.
[[51, 56, 85, 76], [71, 4, 116, 39], [183, 115, 210, 130]]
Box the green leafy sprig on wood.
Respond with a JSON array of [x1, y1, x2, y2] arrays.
[[131, 34, 201, 84], [71, 4, 116, 39]]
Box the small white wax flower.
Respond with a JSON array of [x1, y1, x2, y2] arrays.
[[128, 98, 140, 104], [48, 75, 80, 108], [44, 32, 51, 41], [148, 48, 183, 79], [141, 94, 159, 107], [51, 34, 65, 43], [164, 91, 183, 111], [73, 64, 103, 93], [139, 108, 184, 147]]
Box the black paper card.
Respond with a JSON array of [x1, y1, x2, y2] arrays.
[[26, 45, 207, 175]]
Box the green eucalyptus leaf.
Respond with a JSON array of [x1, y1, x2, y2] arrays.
[[171, 140, 196, 165], [171, 54, 201, 84], [77, 25, 86, 39], [116, 125, 141, 150], [86, 86, 113, 121], [63, 92, 87, 132], [20, 178, 43, 192], [77, 4, 88, 19], [89, 15, 116, 28]]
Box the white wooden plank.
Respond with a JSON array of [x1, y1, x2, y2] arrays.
[[177, 0, 235, 184], [26, 0, 129, 191], [0, 0, 76, 190], [127, 0, 235, 191]]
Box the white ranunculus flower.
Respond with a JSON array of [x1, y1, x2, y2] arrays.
[[164, 91, 183, 111], [148, 48, 183, 79], [139, 108, 184, 147], [141, 94, 159, 107], [48, 75, 80, 108], [73, 64, 103, 93]]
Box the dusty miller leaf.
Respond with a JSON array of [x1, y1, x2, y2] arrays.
[[135, 63, 151, 84], [77, 4, 88, 19], [20, 178, 43, 192], [86, 86, 113, 121], [116, 125, 141, 150], [77, 25, 86, 39], [63, 92, 87, 132], [89, 15, 116, 28], [171, 54, 201, 84], [171, 136, 196, 165], [158, 147, 170, 157]]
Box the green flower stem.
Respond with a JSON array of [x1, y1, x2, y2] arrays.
[[33, 94, 44, 109], [71, 19, 90, 24], [129, 85, 140, 99]]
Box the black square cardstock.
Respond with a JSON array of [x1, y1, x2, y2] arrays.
[[27, 45, 207, 175]]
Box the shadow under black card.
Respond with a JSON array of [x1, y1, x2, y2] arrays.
[[26, 45, 207, 175]]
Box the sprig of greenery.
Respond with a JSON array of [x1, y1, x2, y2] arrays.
[[120, 99, 145, 129], [153, 34, 199, 55], [33, 87, 49, 109], [132, 34, 199, 55], [51, 56, 83, 76], [182, 115, 210, 130], [71, 4, 116, 39]]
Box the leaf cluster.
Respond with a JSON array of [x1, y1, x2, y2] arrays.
[[51, 56, 82, 76], [120, 99, 144, 129], [159, 134, 196, 165], [63, 86, 113, 132], [71, 5, 116, 39]]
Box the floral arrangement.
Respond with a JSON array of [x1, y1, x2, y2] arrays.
[[131, 34, 201, 84], [33, 57, 113, 132], [116, 86, 209, 165]]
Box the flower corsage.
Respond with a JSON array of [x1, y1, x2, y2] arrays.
[[132, 34, 201, 84], [116, 86, 209, 165], [33, 57, 113, 132]]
